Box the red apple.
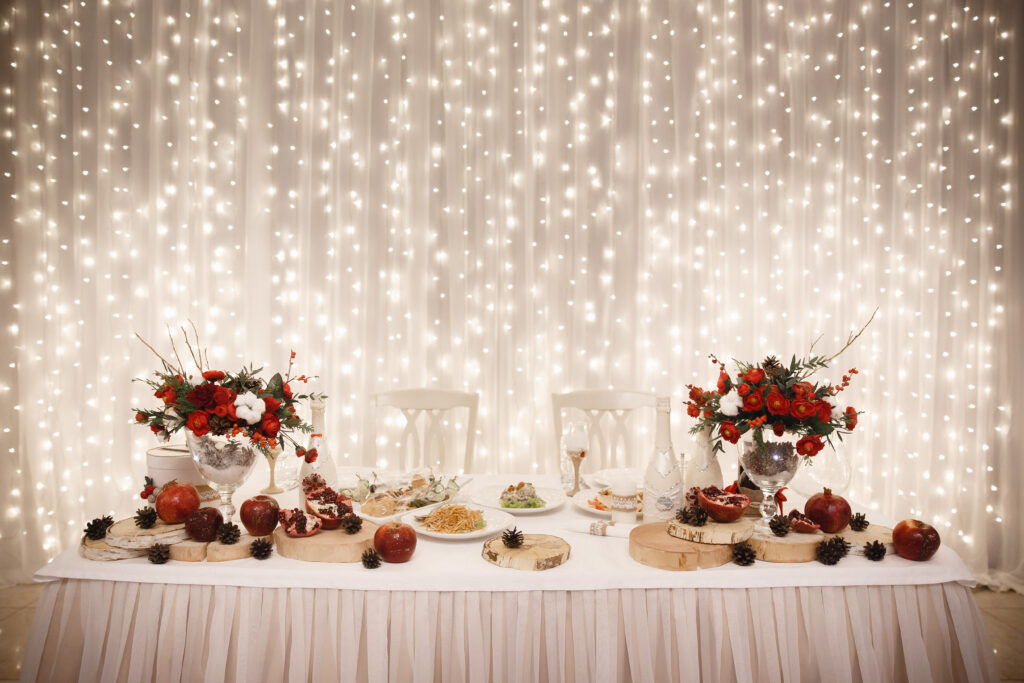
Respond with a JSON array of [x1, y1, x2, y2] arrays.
[[240, 495, 280, 537], [185, 507, 223, 542], [155, 480, 201, 524], [892, 519, 941, 561], [373, 522, 417, 563]]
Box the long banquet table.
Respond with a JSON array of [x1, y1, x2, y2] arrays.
[[22, 474, 997, 682]]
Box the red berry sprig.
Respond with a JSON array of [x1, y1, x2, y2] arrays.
[[139, 476, 156, 500]]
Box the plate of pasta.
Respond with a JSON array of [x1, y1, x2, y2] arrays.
[[402, 504, 515, 541]]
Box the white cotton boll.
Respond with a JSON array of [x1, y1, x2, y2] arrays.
[[719, 391, 743, 417], [234, 392, 267, 425], [825, 393, 844, 414]]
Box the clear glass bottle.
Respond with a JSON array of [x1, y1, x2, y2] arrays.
[[642, 396, 684, 522], [298, 397, 337, 505]]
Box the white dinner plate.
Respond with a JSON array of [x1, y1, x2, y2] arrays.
[[357, 499, 445, 526], [470, 485, 567, 515], [571, 489, 612, 518], [589, 467, 643, 489], [402, 506, 514, 541]]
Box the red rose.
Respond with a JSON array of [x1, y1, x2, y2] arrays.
[[793, 382, 815, 398], [187, 384, 218, 410], [742, 388, 764, 412], [845, 406, 858, 430], [135, 412, 146, 423], [815, 401, 832, 422], [295, 446, 306, 459], [737, 383, 751, 397], [213, 386, 235, 406], [155, 387, 176, 404], [260, 412, 281, 437], [686, 404, 700, 418], [796, 435, 824, 457], [772, 421, 786, 437], [282, 383, 293, 400], [214, 404, 228, 417], [790, 400, 815, 420], [719, 421, 741, 444], [744, 368, 765, 385], [187, 411, 210, 436], [202, 370, 226, 381], [766, 392, 790, 416], [262, 396, 281, 413], [227, 402, 238, 421], [716, 371, 730, 394]]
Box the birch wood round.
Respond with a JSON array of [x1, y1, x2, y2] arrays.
[[105, 518, 190, 549], [79, 536, 146, 561], [273, 523, 378, 563], [628, 523, 734, 571], [747, 527, 826, 563], [208, 534, 267, 562], [169, 540, 209, 562], [834, 524, 894, 556], [481, 534, 570, 571], [665, 516, 753, 544]]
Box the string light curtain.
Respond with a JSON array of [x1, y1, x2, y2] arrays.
[[1, 0, 1021, 589]]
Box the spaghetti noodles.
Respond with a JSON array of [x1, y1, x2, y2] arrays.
[[420, 504, 485, 534]]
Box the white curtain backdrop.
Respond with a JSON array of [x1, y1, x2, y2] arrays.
[[1, 0, 1021, 589]]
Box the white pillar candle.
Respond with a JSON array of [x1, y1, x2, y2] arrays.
[[611, 475, 635, 497]]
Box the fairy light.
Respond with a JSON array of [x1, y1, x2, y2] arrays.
[[0, 0, 1018, 582]]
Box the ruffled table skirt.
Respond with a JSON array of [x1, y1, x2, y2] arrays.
[[22, 579, 997, 682]]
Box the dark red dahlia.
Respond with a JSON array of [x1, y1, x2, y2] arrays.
[[187, 383, 219, 409]]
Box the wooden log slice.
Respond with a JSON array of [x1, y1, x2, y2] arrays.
[[79, 536, 146, 561], [273, 523, 378, 563], [481, 534, 570, 571], [747, 528, 825, 563], [105, 517, 189, 549], [207, 534, 268, 562], [832, 524, 893, 556], [169, 540, 209, 562], [628, 523, 733, 571], [665, 517, 753, 545]]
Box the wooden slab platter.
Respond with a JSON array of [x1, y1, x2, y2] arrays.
[[105, 518, 189, 549], [208, 534, 267, 562], [273, 523, 378, 563], [169, 540, 209, 562], [665, 517, 753, 545], [79, 536, 146, 561], [628, 523, 733, 571], [481, 534, 570, 571], [746, 527, 825, 563], [834, 524, 893, 556]]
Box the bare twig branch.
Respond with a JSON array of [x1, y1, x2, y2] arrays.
[[825, 307, 878, 362], [135, 333, 175, 369], [189, 320, 210, 370], [181, 325, 202, 373], [166, 325, 186, 371], [808, 331, 824, 355]]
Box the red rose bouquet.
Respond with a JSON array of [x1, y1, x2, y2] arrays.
[[133, 328, 319, 455]]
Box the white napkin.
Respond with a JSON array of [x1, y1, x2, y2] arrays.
[[563, 521, 634, 538]]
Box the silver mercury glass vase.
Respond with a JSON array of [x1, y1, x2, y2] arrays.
[[186, 431, 259, 521]]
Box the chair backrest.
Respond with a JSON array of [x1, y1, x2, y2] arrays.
[[551, 390, 658, 470], [373, 389, 480, 473]]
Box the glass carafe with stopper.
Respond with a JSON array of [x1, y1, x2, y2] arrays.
[[298, 397, 337, 504]]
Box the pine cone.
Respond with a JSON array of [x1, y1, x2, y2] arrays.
[[850, 513, 869, 532], [815, 537, 849, 565], [148, 543, 170, 564], [762, 355, 783, 378], [502, 527, 525, 549], [250, 538, 273, 560], [207, 414, 234, 436], [341, 514, 363, 535], [732, 542, 756, 566], [217, 522, 241, 545], [864, 540, 886, 561], [361, 548, 382, 569], [831, 536, 852, 558], [84, 515, 114, 540], [769, 515, 790, 537], [676, 505, 708, 527], [134, 507, 157, 529]]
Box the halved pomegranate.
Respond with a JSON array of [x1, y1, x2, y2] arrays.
[[302, 473, 328, 497], [696, 486, 750, 523], [304, 486, 353, 530], [278, 508, 322, 537], [787, 510, 821, 534]]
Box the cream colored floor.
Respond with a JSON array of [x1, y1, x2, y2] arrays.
[[0, 583, 1022, 681]]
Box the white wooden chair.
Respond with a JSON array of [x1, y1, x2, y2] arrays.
[[372, 389, 480, 473], [551, 390, 658, 471]]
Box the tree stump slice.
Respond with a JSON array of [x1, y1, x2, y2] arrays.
[[481, 534, 570, 571], [273, 523, 378, 563], [628, 523, 733, 571], [169, 540, 209, 562], [79, 536, 146, 561], [747, 528, 825, 563], [666, 517, 753, 544], [105, 518, 189, 549], [208, 534, 267, 562], [833, 524, 893, 556]]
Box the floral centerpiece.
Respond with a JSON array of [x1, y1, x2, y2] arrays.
[[133, 326, 320, 515], [684, 312, 874, 525]]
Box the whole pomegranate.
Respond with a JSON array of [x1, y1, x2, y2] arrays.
[[804, 488, 851, 533], [155, 480, 201, 524]]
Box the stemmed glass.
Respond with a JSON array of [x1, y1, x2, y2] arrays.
[[738, 434, 800, 528], [562, 422, 590, 496]]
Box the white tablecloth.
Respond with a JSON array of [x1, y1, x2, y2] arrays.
[[22, 475, 999, 682]]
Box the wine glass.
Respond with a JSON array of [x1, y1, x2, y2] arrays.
[[561, 421, 590, 496]]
